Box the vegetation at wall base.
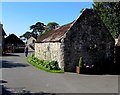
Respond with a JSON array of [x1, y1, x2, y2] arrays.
[[27, 57, 64, 73], [78, 57, 83, 67]]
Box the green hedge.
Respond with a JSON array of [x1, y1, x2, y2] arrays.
[[27, 57, 64, 73]]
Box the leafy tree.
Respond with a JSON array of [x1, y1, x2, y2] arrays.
[[37, 22, 59, 39], [20, 31, 32, 41], [30, 22, 46, 35], [92, 2, 120, 38], [21, 22, 60, 40], [20, 31, 37, 41], [45, 22, 59, 32]]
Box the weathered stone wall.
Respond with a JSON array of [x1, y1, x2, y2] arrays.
[[115, 46, 120, 74], [35, 9, 115, 73], [35, 42, 64, 69], [64, 9, 115, 72], [115, 35, 120, 74]]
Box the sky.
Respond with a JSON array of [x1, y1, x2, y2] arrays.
[[1, 2, 94, 37]]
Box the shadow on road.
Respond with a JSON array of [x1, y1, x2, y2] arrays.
[[1, 60, 29, 68], [2, 53, 20, 57], [1, 85, 57, 95], [1, 84, 119, 95], [0, 80, 7, 83]]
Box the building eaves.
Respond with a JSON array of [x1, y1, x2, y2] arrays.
[[36, 22, 74, 43]]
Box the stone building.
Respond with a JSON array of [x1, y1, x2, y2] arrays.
[[0, 24, 6, 55], [26, 36, 36, 50], [35, 9, 115, 72], [116, 35, 120, 46], [115, 34, 120, 74], [26, 36, 36, 45], [4, 34, 25, 53]]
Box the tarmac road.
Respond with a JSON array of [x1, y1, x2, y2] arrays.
[[1, 52, 119, 94]]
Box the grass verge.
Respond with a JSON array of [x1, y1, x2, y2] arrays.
[[27, 57, 64, 73]]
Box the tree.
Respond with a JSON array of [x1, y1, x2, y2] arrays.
[[20, 31, 32, 41], [37, 22, 60, 39], [45, 22, 59, 32], [20, 31, 38, 41], [92, 2, 120, 38], [30, 22, 46, 36]]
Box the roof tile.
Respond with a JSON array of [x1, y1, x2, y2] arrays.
[[36, 22, 73, 43]]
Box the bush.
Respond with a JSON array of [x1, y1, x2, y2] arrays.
[[32, 53, 35, 57], [27, 57, 64, 73]]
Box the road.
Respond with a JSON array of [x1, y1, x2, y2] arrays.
[[1, 52, 119, 94]]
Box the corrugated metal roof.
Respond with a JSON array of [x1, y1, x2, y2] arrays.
[[36, 22, 74, 43]]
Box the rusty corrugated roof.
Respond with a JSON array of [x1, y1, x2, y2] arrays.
[[36, 22, 74, 43]]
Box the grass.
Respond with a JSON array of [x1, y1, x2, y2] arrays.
[[27, 57, 64, 73]]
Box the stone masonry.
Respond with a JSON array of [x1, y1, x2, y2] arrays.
[[35, 42, 64, 69], [35, 9, 115, 72]]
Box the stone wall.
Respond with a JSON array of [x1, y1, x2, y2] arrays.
[[35, 42, 64, 69], [64, 9, 115, 73], [115, 46, 120, 74], [115, 35, 120, 74], [35, 9, 115, 73]]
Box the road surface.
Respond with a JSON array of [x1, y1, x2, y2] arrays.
[[1, 52, 119, 94]]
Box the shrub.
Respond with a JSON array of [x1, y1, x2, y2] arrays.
[[27, 57, 64, 73], [32, 53, 35, 57], [77, 57, 83, 67]]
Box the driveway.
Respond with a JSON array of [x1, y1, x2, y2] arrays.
[[1, 52, 119, 94]]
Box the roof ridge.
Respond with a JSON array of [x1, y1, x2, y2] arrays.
[[36, 21, 74, 43]]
